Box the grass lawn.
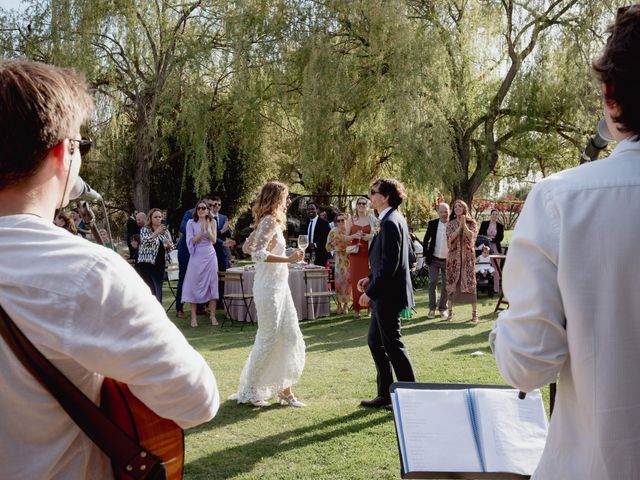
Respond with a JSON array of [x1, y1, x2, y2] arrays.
[[165, 283, 546, 479]]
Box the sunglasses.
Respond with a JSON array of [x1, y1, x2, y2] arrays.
[[357, 202, 367, 206], [69, 137, 93, 157], [369, 189, 380, 196], [197, 206, 208, 210], [211, 202, 221, 207], [335, 218, 345, 223]]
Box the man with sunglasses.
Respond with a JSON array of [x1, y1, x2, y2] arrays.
[[0, 60, 219, 479], [357, 179, 416, 410], [208, 196, 235, 306]]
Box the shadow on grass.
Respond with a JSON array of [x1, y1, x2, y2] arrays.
[[185, 408, 389, 477], [167, 289, 499, 355], [431, 325, 493, 354]]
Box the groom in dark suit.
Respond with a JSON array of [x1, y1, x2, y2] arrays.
[[357, 178, 416, 409]]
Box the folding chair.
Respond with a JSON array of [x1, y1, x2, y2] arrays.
[[165, 250, 179, 313], [410, 253, 429, 290], [219, 271, 254, 330], [303, 268, 336, 319]]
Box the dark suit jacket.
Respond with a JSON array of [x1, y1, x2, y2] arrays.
[[422, 217, 445, 264], [478, 221, 504, 253], [366, 208, 414, 310], [305, 217, 331, 266], [213, 213, 232, 269], [126, 215, 141, 256]]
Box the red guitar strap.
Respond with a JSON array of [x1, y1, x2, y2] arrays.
[[0, 305, 165, 480]]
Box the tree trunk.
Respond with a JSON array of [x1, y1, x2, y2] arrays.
[[132, 146, 150, 213], [131, 101, 154, 213]]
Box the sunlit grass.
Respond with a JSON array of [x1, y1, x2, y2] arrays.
[[164, 284, 543, 479]]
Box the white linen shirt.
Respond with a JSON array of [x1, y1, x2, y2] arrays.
[[489, 137, 640, 479], [433, 220, 449, 259], [307, 216, 317, 243], [0, 215, 219, 480]]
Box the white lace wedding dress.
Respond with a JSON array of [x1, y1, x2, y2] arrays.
[[233, 215, 305, 404]]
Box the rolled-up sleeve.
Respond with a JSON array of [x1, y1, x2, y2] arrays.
[[489, 182, 568, 393], [66, 255, 219, 429]]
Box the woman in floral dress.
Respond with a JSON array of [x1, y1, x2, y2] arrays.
[[325, 212, 351, 315], [445, 199, 478, 322]]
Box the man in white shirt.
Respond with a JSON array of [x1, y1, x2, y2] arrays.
[[422, 203, 450, 318], [489, 7, 640, 479], [0, 60, 219, 479], [304, 202, 331, 266]]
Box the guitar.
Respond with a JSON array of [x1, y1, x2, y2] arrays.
[[101, 379, 184, 480]]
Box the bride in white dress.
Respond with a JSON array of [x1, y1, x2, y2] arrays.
[[233, 181, 306, 407]]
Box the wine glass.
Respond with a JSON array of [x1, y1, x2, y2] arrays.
[[297, 234, 309, 264]]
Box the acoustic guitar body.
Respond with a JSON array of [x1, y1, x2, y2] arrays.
[[101, 378, 184, 480]]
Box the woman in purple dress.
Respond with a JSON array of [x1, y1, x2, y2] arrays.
[[183, 199, 219, 327]]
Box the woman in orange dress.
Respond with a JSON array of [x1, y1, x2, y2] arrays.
[[445, 199, 478, 322], [348, 197, 378, 318]]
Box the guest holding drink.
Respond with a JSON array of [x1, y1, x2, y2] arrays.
[[232, 181, 306, 408], [182, 200, 219, 328], [348, 197, 378, 318], [325, 212, 352, 315]]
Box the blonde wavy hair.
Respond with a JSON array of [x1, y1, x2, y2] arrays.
[[251, 181, 288, 228]]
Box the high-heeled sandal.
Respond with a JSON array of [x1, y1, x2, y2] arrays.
[[210, 316, 219, 326], [446, 311, 454, 322], [278, 391, 306, 408], [251, 399, 270, 407], [190, 319, 198, 328], [471, 312, 479, 323]]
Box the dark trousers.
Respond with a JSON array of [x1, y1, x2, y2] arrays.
[[428, 257, 448, 311], [367, 300, 416, 400], [138, 263, 164, 303], [216, 250, 227, 306], [175, 246, 190, 312]]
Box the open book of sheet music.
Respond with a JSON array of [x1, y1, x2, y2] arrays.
[[390, 383, 548, 479]]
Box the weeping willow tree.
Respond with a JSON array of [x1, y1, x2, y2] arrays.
[[405, 0, 615, 205], [0, 0, 620, 211], [256, 0, 438, 196], [0, 0, 270, 215]]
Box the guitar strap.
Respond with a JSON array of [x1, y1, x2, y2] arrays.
[[0, 305, 165, 480]]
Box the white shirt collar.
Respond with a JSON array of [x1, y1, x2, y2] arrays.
[[378, 206, 393, 220]]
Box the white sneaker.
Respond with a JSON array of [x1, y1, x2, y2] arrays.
[[428, 310, 435, 319], [439, 310, 448, 318]]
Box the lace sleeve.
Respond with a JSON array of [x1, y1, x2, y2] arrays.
[[243, 216, 279, 263]]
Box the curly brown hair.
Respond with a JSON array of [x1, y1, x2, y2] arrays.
[[450, 199, 476, 226], [592, 5, 640, 138], [55, 211, 77, 235], [371, 178, 406, 208], [251, 181, 288, 228]]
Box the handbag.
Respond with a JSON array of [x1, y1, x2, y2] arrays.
[[346, 244, 359, 255], [0, 305, 184, 480]]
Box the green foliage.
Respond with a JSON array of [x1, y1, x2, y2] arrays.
[[0, 0, 622, 216]]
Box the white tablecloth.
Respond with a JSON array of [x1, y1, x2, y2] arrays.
[[224, 265, 331, 321]]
